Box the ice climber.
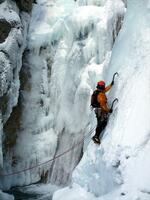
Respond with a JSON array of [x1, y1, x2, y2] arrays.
[[91, 73, 118, 144]]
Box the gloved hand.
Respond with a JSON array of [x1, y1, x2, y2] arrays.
[[109, 108, 113, 113], [111, 80, 114, 85]]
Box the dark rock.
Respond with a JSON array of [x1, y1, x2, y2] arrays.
[[15, 0, 34, 12], [112, 160, 121, 168], [3, 99, 22, 152], [3, 51, 31, 152], [0, 0, 5, 3], [113, 15, 124, 44], [0, 20, 11, 43], [121, 192, 126, 196], [19, 65, 32, 91], [39, 170, 49, 183], [0, 93, 9, 117]]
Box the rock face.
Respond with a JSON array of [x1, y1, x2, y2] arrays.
[[0, 0, 31, 188], [0, 0, 5, 4], [15, 0, 34, 12], [0, 20, 11, 43]]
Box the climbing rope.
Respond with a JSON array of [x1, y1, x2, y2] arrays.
[[0, 126, 95, 177]]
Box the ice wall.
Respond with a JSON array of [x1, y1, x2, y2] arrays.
[[0, 0, 125, 190], [48, 0, 125, 185], [53, 0, 150, 200]]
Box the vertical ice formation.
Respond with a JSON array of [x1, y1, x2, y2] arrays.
[[6, 0, 124, 188], [47, 0, 125, 185], [0, 0, 125, 190], [53, 0, 150, 200]]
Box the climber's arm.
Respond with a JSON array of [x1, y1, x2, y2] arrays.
[[105, 83, 113, 92]]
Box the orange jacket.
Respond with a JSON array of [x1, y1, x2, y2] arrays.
[[97, 83, 112, 113]]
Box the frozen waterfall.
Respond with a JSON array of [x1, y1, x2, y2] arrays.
[[53, 0, 150, 200], [1, 0, 149, 200]]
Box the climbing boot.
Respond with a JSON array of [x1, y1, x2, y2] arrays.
[[92, 136, 100, 145]]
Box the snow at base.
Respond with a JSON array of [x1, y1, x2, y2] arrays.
[[53, 0, 150, 200]]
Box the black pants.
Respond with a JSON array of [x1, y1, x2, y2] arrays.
[[94, 108, 108, 138]]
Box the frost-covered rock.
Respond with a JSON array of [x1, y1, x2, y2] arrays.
[[0, 19, 11, 43], [15, 0, 35, 12], [0, 1, 30, 122], [0, 191, 14, 200], [0, 0, 5, 4], [0, 0, 31, 188]]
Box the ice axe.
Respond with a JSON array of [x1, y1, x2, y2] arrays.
[[110, 98, 118, 111], [111, 72, 119, 85]]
